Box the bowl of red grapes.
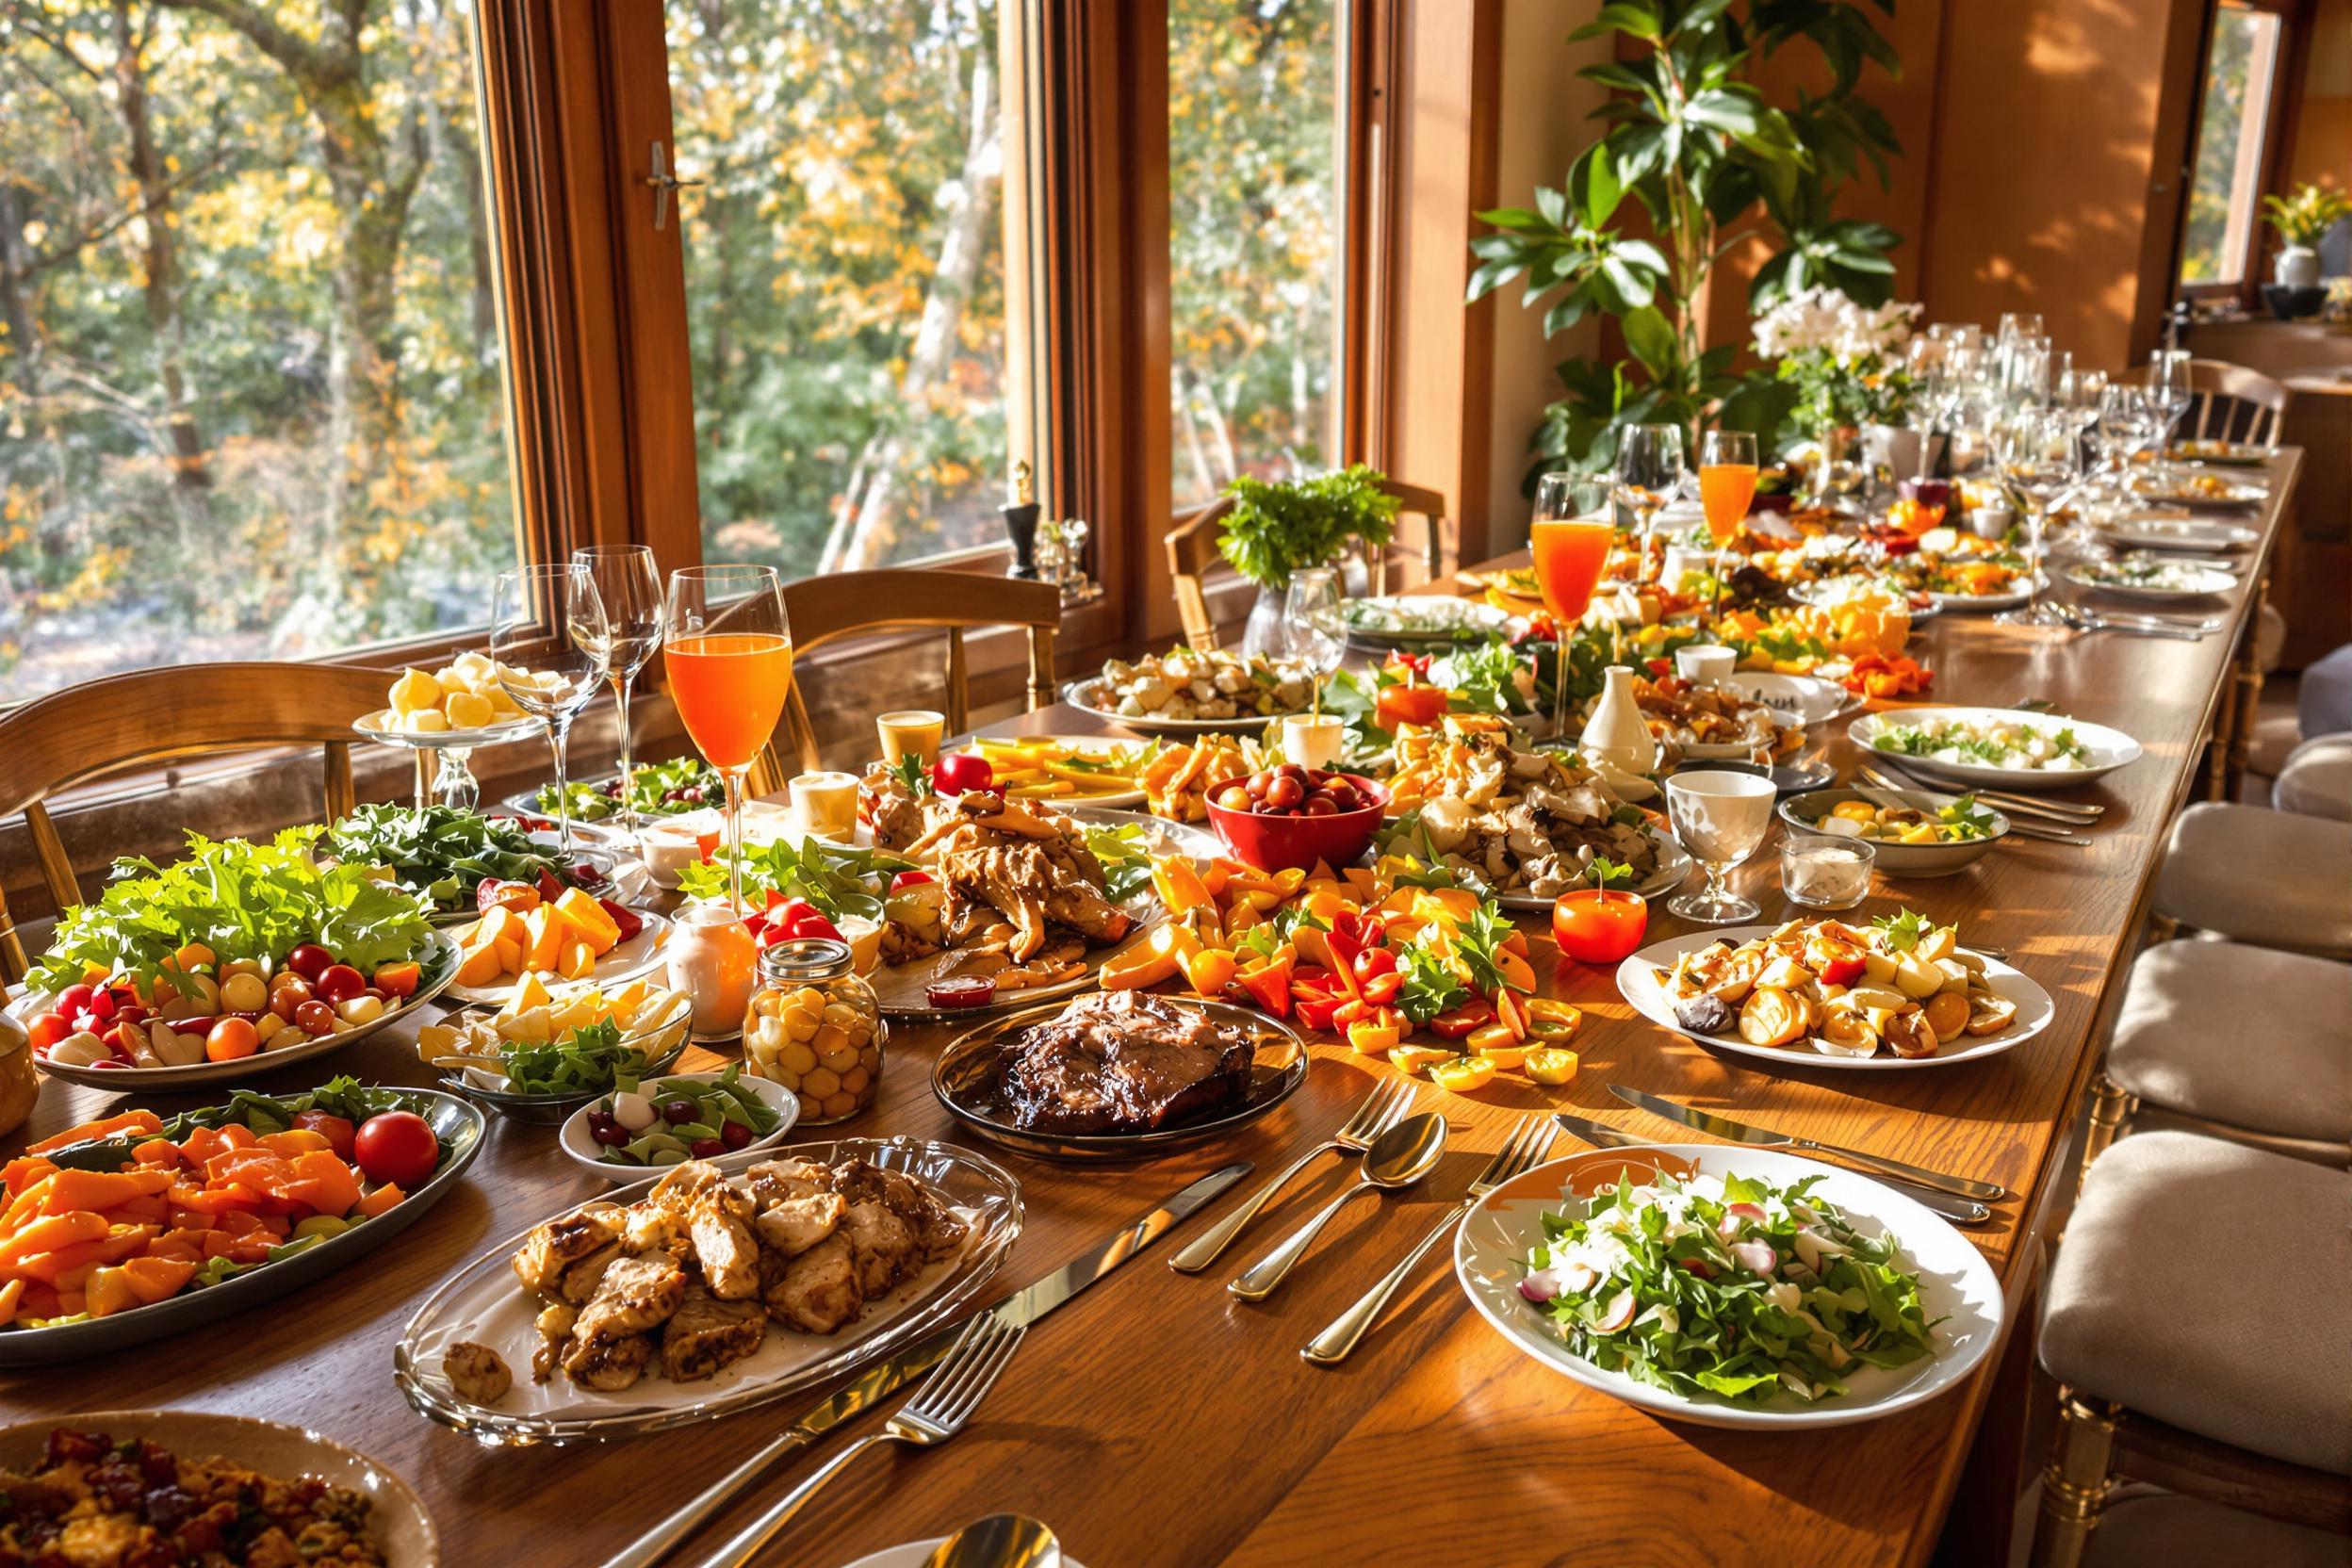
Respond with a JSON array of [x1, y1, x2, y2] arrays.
[[1203, 766, 1391, 872]]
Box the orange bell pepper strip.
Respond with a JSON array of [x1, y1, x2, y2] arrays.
[[132, 1139, 184, 1169], [0, 1279, 22, 1327], [1231, 949, 1296, 1019], [2, 1160, 57, 1201], [1178, 946, 1237, 998], [34, 1168, 175, 1217], [0, 1210, 107, 1267], [258, 1130, 335, 1158], [27, 1109, 164, 1154], [282, 1152, 362, 1218], [355, 1183, 406, 1218], [8, 1225, 155, 1284], [118, 1255, 199, 1306]]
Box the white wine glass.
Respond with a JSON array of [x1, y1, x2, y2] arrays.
[[1611, 424, 1685, 583], [573, 545, 665, 836], [1281, 567, 1347, 719], [490, 564, 612, 858], [1664, 769, 1778, 923], [2148, 349, 2195, 483]]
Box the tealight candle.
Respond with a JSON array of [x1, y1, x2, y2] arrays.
[[1968, 506, 2014, 541], [666, 901, 756, 1037], [791, 771, 860, 839], [875, 710, 945, 767], [1282, 714, 1346, 772], [1783, 835, 1874, 910], [1674, 644, 1737, 684]]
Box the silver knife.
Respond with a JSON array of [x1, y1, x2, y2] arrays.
[[1606, 1085, 2007, 1201], [601, 1162, 1251, 1568], [1551, 1111, 1991, 1225]]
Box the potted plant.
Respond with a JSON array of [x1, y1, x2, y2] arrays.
[[2263, 182, 2351, 292], [1751, 286, 1917, 503], [1217, 465, 1399, 655]]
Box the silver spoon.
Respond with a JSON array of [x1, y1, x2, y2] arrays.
[[923, 1514, 1062, 1568], [1229, 1110, 1449, 1300]]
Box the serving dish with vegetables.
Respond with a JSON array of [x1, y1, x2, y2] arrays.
[[1850, 707, 2142, 791], [1779, 788, 2009, 877], [420, 976, 693, 1122], [2063, 558, 2238, 602], [559, 1066, 796, 1177], [322, 803, 602, 922], [1339, 595, 1516, 648], [0, 1079, 482, 1364], [522, 757, 725, 822], [1065, 648, 1314, 733], [1455, 1145, 2001, 1429], [12, 831, 457, 1089], [1617, 912, 2053, 1070]]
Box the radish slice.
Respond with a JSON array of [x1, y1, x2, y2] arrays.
[[1560, 1263, 1596, 1295], [1592, 1291, 1638, 1333], [1518, 1268, 1561, 1303], [1716, 1200, 1767, 1238], [1728, 1239, 1777, 1276], [1674, 1256, 1716, 1281]]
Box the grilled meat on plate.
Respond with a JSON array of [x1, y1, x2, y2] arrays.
[[1002, 990, 1254, 1135]]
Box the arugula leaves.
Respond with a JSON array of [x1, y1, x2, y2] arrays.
[[1396, 939, 1468, 1023], [323, 804, 564, 911], [536, 757, 721, 820], [1870, 908, 1932, 954], [32, 829, 431, 998], [677, 836, 913, 923]]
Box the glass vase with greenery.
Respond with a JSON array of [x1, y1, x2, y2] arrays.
[[1217, 465, 1400, 656], [1463, 0, 1904, 484]]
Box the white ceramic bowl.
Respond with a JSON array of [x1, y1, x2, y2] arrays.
[[557, 1069, 799, 1180]]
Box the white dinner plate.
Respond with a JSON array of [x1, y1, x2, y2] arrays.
[[2128, 478, 2266, 510], [1847, 706, 2141, 792], [2095, 515, 2259, 553], [395, 1136, 1022, 1445], [1455, 1145, 2003, 1429], [1713, 671, 1864, 727], [2062, 562, 2238, 603], [839, 1542, 1089, 1568], [956, 735, 1159, 810], [1926, 573, 2043, 614], [1615, 926, 2054, 1071], [353, 707, 541, 749], [1340, 594, 1517, 649], [443, 907, 671, 1006], [1061, 679, 1298, 737], [0, 1411, 439, 1564]]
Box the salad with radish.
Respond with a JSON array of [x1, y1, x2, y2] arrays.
[[1516, 1168, 1936, 1405]]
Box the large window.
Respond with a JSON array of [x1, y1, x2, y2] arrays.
[[1168, 0, 1343, 507], [2179, 6, 2286, 287], [669, 1, 1007, 576], [0, 0, 515, 701]]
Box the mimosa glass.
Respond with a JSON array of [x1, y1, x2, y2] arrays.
[[1531, 471, 1615, 742], [1697, 430, 1757, 618], [572, 544, 664, 836], [664, 564, 793, 915]]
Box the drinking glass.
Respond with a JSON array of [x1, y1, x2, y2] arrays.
[[1664, 769, 1779, 923], [2148, 349, 2195, 482], [1530, 472, 1615, 741], [489, 564, 612, 858], [1994, 410, 2089, 628], [572, 545, 664, 836], [1281, 566, 1347, 719], [664, 564, 794, 915], [1611, 424, 1685, 580], [1697, 430, 1757, 617]]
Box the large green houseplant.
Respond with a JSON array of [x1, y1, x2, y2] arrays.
[[1467, 0, 1905, 482]]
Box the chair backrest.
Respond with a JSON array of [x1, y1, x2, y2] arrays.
[[2141, 357, 2294, 447], [0, 661, 393, 982], [761, 569, 1061, 774], [1163, 479, 1454, 652]]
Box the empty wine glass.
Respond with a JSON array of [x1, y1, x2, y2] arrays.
[[572, 544, 664, 837], [1664, 769, 1779, 923], [1281, 566, 1347, 719], [490, 564, 612, 857], [2148, 349, 2196, 482], [1611, 424, 1685, 581]]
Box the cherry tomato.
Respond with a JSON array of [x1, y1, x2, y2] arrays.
[[313, 964, 367, 1004], [294, 999, 338, 1037], [1429, 1002, 1496, 1040], [790, 910, 843, 942], [371, 961, 422, 1000], [57, 984, 94, 1017], [269, 976, 315, 1021], [931, 752, 994, 795], [293, 1111, 357, 1160], [27, 1013, 70, 1052], [1351, 947, 1398, 982], [285, 944, 334, 981], [204, 1017, 260, 1063], [889, 871, 935, 892], [1299, 795, 1338, 817], [1264, 776, 1304, 811], [1213, 783, 1252, 811], [353, 1111, 441, 1187]]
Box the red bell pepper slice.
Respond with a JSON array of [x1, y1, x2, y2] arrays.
[[1429, 1001, 1495, 1040], [1233, 952, 1296, 1019], [1357, 971, 1403, 1006]]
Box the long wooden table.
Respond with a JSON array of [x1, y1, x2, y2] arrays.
[[3, 454, 2299, 1568]]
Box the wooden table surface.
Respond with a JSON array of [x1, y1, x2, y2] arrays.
[[3, 455, 2299, 1568]]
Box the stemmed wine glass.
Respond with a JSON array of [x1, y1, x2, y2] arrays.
[[1991, 410, 2086, 628], [1281, 566, 1347, 720], [1696, 430, 1757, 619], [664, 565, 794, 917], [2148, 349, 2196, 483], [489, 564, 612, 858], [1611, 424, 1685, 582], [1664, 769, 1779, 923], [1530, 472, 1615, 741], [572, 545, 665, 837]]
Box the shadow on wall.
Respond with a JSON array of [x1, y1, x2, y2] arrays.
[[1923, 0, 2180, 368]]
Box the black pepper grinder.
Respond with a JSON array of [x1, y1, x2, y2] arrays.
[[1002, 460, 1041, 580]]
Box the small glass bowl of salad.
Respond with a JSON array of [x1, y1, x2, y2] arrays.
[[558, 1064, 798, 1181]]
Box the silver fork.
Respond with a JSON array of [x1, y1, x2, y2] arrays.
[[694, 1313, 1028, 1568], [1300, 1115, 1560, 1366], [1169, 1079, 1413, 1273]]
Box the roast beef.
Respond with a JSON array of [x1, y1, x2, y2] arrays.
[[1002, 990, 1255, 1135]]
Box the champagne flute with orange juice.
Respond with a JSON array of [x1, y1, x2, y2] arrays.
[[1530, 472, 1616, 741], [1697, 429, 1758, 620], [663, 564, 794, 915]]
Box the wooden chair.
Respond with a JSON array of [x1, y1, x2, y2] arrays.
[[0, 662, 392, 983], [1164, 479, 1454, 652], [764, 569, 1060, 775], [2139, 357, 2293, 448]]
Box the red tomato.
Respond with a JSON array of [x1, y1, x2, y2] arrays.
[[1351, 948, 1398, 982], [790, 910, 843, 942], [293, 1111, 358, 1161], [204, 1018, 260, 1063], [889, 871, 935, 892], [313, 964, 367, 1004], [28, 1013, 70, 1052], [269, 976, 314, 1021], [57, 984, 95, 1016], [1375, 684, 1450, 731], [285, 944, 334, 981], [294, 1000, 338, 1037], [353, 1111, 440, 1188], [931, 753, 994, 795]]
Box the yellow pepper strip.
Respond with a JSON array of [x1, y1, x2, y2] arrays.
[[1347, 1019, 1400, 1057]]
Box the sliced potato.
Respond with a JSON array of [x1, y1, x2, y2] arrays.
[[1884, 1011, 1940, 1058], [1965, 995, 2018, 1036], [1738, 986, 1808, 1049], [1935, 957, 1973, 995], [1861, 950, 1899, 986], [1893, 952, 1946, 1000], [1846, 984, 1910, 1014], [1917, 924, 1957, 962], [1922, 989, 1971, 1041], [1756, 954, 1816, 992]]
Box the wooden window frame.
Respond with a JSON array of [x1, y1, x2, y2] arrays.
[[2171, 0, 2311, 315]]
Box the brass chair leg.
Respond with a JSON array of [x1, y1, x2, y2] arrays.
[[2030, 1389, 2122, 1568], [2073, 1072, 2137, 1206]]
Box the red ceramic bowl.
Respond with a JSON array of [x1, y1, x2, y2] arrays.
[[1204, 773, 1393, 874]]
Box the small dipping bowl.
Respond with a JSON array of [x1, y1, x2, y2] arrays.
[[1782, 834, 1875, 909]]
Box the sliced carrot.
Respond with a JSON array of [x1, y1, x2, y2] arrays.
[[34, 1168, 174, 1217], [355, 1183, 405, 1218], [27, 1109, 164, 1154], [118, 1255, 198, 1305]]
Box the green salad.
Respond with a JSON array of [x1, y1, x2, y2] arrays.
[[1516, 1168, 1936, 1405], [323, 804, 570, 913], [539, 758, 723, 820]]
